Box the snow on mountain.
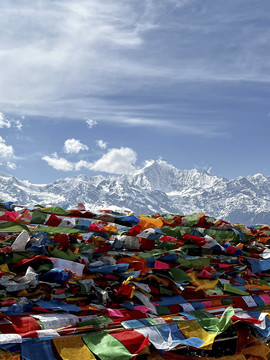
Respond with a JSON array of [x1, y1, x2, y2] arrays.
[[1, 160, 270, 224], [130, 159, 221, 193]]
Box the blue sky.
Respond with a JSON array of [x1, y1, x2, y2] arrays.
[[1, 0, 270, 183]]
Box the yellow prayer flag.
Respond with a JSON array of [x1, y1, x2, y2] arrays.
[[178, 320, 217, 349], [138, 217, 163, 229], [53, 336, 96, 360], [241, 336, 270, 360], [188, 272, 218, 291], [0, 349, 14, 360]]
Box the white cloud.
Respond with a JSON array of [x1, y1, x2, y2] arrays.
[[86, 119, 97, 129], [0, 136, 14, 158], [0, 112, 23, 130], [42, 153, 74, 171], [64, 138, 88, 154], [91, 147, 137, 174], [0, 112, 11, 128], [96, 139, 107, 149], [74, 160, 93, 171], [42, 147, 137, 174]]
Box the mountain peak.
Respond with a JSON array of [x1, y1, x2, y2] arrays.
[[140, 159, 205, 178], [142, 159, 175, 170], [131, 159, 214, 193]]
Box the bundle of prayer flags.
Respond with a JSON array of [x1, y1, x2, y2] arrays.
[[0, 201, 269, 358]]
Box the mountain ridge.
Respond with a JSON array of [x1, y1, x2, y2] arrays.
[[1, 160, 270, 225]]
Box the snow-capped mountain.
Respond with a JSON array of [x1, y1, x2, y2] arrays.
[[1, 160, 270, 225]]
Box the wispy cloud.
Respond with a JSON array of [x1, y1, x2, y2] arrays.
[[7, 162, 16, 170], [85, 119, 97, 129], [1, 0, 270, 136], [14, 120, 23, 131], [0, 111, 23, 130], [194, 162, 213, 174], [0, 1, 152, 109], [107, 116, 224, 137]]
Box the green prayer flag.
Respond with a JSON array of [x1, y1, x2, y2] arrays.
[[160, 286, 173, 296], [30, 211, 48, 224], [177, 256, 210, 269], [78, 315, 111, 328], [217, 306, 234, 334], [180, 245, 197, 250], [0, 221, 31, 233], [49, 246, 77, 261], [137, 252, 154, 259], [11, 252, 31, 263], [190, 306, 234, 334], [170, 316, 185, 322], [34, 226, 87, 234], [169, 267, 191, 283], [0, 290, 7, 298], [156, 305, 170, 315], [147, 318, 161, 325], [156, 241, 176, 250], [39, 206, 71, 215], [204, 229, 239, 243], [83, 332, 133, 360], [181, 215, 199, 226], [161, 226, 182, 239], [223, 284, 249, 296], [222, 298, 234, 305], [36, 264, 52, 273], [205, 287, 224, 296]]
